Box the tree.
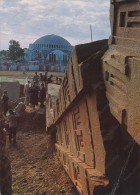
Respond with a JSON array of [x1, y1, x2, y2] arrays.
[[9, 40, 24, 61], [0, 50, 9, 59]]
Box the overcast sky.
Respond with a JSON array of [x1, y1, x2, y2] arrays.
[[0, 0, 110, 50]]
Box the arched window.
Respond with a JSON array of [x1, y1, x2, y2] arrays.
[[63, 54, 68, 63], [49, 53, 56, 62], [54, 54, 56, 62], [49, 54, 51, 62]]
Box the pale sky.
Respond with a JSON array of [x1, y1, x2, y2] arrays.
[[0, 0, 111, 50]]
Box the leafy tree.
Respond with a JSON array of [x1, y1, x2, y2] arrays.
[[9, 40, 24, 61], [0, 50, 9, 59]]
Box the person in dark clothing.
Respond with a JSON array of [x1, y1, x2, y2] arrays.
[[43, 71, 48, 91], [39, 83, 46, 108], [47, 75, 53, 83], [33, 72, 39, 84], [1, 91, 9, 116], [29, 83, 39, 110], [59, 78, 62, 84], [43, 71, 48, 83], [39, 72, 44, 82], [7, 110, 17, 144]]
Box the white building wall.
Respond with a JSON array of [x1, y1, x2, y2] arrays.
[[28, 65, 39, 71]]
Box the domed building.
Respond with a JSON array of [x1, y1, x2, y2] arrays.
[[24, 34, 73, 72]]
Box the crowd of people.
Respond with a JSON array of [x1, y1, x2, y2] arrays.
[[24, 71, 53, 109], [1, 71, 54, 144]]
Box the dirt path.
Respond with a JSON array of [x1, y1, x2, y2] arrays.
[[7, 130, 78, 194]]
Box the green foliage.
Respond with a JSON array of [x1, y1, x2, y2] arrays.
[[0, 50, 9, 59], [9, 40, 24, 61]]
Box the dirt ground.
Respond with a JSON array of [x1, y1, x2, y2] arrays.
[[6, 109, 78, 195]]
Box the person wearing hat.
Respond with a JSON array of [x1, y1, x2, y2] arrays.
[[1, 90, 9, 116], [7, 110, 17, 144]]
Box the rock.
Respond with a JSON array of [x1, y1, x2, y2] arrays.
[[60, 189, 66, 193], [39, 177, 43, 180]]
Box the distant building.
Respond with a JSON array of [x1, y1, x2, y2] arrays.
[[9, 64, 17, 70], [24, 34, 73, 72], [0, 64, 8, 70], [0, 60, 13, 70], [28, 61, 39, 71]]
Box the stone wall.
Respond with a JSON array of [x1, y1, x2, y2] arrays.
[[46, 0, 140, 194], [103, 0, 140, 145], [0, 81, 20, 101]]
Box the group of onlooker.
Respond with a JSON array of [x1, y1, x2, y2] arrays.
[[0, 71, 54, 144], [24, 71, 53, 109]]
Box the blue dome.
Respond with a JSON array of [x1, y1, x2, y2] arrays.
[[34, 34, 71, 46]]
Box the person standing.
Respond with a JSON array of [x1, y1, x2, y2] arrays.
[[29, 82, 39, 110], [24, 81, 31, 106], [47, 75, 53, 83], [39, 72, 44, 82], [43, 71, 48, 90], [1, 91, 9, 116], [39, 83, 46, 108], [43, 71, 48, 83], [33, 72, 39, 85], [7, 110, 17, 144]]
